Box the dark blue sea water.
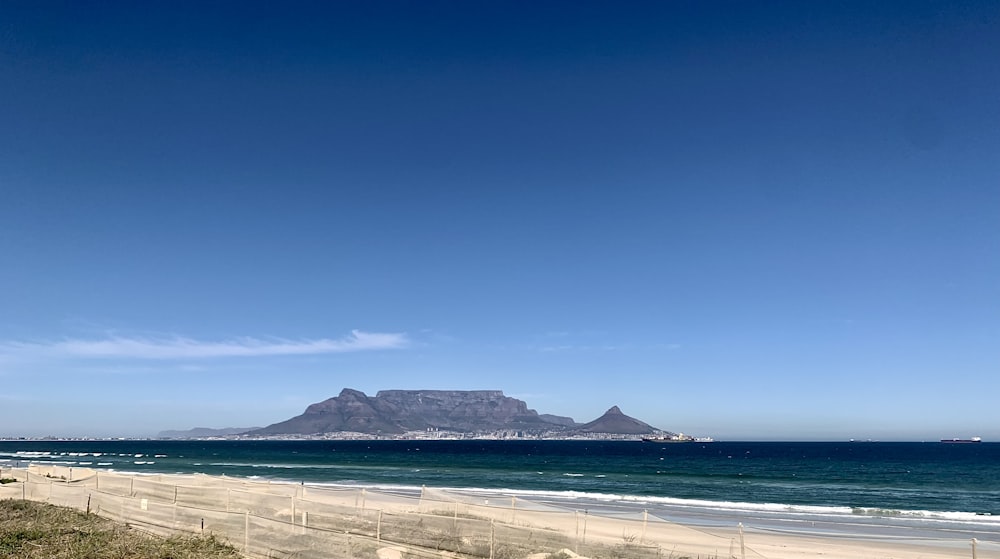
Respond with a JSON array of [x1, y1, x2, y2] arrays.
[[3, 440, 999, 540]]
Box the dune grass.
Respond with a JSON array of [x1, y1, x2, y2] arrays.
[[0, 499, 242, 559]]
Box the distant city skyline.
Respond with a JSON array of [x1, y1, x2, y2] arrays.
[[1, 1, 997, 441]]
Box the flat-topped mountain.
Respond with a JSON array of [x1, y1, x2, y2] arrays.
[[250, 388, 661, 437], [252, 388, 580, 436]]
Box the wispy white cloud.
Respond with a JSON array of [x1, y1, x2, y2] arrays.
[[0, 330, 409, 360]]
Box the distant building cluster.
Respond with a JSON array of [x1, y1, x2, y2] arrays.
[[221, 429, 681, 442]]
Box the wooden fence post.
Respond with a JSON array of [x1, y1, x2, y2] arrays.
[[574, 510, 580, 554], [738, 522, 746, 559]]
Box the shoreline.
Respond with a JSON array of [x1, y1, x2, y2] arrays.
[[3, 466, 999, 559], [5, 458, 1000, 544], [282, 481, 1000, 545], [4, 439, 1000, 558]]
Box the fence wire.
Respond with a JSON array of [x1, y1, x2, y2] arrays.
[[2, 465, 995, 559]]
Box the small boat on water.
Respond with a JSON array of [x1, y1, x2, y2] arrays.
[[940, 437, 982, 443]]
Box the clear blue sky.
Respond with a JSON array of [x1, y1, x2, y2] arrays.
[[1, 1, 997, 440]]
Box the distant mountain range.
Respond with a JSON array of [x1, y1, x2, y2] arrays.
[[162, 388, 669, 438]]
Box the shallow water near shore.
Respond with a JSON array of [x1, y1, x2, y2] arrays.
[[3, 440, 998, 542]]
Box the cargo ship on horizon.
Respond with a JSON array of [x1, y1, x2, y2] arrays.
[[940, 436, 982, 443]]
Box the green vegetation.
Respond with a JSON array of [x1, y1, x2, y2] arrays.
[[0, 478, 17, 484], [0, 499, 241, 559]]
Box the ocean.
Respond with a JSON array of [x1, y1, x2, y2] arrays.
[[3, 439, 998, 542]]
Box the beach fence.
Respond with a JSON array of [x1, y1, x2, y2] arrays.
[[1, 465, 996, 559]]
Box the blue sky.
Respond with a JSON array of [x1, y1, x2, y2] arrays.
[[1, 1, 997, 440]]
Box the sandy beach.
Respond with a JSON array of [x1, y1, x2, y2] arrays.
[[2, 464, 996, 559]]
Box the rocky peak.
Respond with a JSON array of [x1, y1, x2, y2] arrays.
[[574, 406, 658, 435]]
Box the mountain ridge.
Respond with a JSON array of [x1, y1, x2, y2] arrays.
[[248, 388, 661, 437]]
